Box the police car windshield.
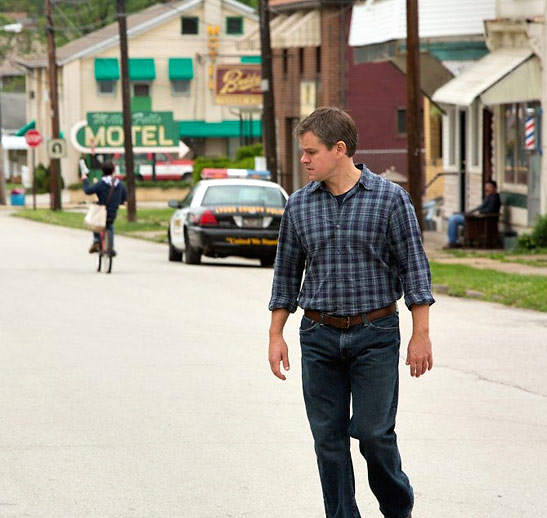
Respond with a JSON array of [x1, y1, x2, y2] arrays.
[[201, 185, 286, 207]]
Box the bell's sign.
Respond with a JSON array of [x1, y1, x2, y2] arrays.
[[70, 111, 187, 156], [215, 64, 262, 106]]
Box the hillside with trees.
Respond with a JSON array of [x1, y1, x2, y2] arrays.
[[0, 0, 257, 61]]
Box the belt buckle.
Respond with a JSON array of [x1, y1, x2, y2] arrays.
[[342, 316, 351, 329]]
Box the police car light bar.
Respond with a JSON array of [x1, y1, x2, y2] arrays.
[[201, 168, 271, 180]]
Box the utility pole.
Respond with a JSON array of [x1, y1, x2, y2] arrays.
[[258, 0, 278, 184], [116, 0, 136, 222], [406, 0, 423, 230], [0, 82, 5, 205], [45, 0, 61, 210]]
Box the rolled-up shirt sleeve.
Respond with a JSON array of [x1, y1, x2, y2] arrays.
[[268, 202, 306, 313], [388, 189, 435, 309]]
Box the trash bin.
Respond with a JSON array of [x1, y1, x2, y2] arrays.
[[10, 188, 25, 206], [503, 230, 518, 250]]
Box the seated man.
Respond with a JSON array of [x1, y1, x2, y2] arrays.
[[445, 180, 501, 248]]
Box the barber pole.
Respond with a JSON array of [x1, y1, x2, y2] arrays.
[[525, 116, 535, 150]]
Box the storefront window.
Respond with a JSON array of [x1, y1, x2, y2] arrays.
[[504, 102, 539, 186], [504, 104, 517, 184]]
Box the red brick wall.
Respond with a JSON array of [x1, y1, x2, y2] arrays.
[[271, 7, 347, 193], [346, 56, 425, 180], [320, 7, 343, 107]]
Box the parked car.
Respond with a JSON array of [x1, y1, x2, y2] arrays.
[[137, 152, 193, 181], [168, 173, 288, 266]]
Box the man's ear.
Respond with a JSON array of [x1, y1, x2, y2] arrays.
[[335, 140, 347, 157]]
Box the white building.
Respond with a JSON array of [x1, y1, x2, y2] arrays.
[[433, 0, 546, 231], [16, 0, 261, 185]]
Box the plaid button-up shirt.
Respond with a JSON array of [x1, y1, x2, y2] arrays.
[[269, 165, 435, 315]]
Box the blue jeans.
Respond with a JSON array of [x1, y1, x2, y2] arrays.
[[447, 213, 464, 244], [299, 312, 413, 518], [93, 221, 114, 248]]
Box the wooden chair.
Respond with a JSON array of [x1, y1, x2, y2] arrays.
[[464, 213, 502, 249]]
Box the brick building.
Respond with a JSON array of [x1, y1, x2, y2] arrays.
[[238, 0, 351, 193]]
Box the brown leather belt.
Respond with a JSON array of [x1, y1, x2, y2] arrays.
[[304, 303, 397, 330]]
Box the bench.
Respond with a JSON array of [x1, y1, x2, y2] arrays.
[[463, 213, 502, 249]]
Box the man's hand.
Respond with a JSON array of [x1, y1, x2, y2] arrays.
[[407, 304, 433, 378], [269, 333, 290, 380], [269, 308, 291, 380], [406, 331, 433, 378]]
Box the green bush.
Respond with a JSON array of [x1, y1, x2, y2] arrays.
[[192, 144, 264, 183], [235, 142, 263, 160], [33, 164, 65, 194], [517, 214, 547, 250]]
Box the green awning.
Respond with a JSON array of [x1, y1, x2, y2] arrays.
[[169, 58, 193, 80], [240, 56, 261, 64], [15, 120, 35, 136], [179, 120, 262, 138], [94, 58, 120, 81], [129, 58, 156, 81]]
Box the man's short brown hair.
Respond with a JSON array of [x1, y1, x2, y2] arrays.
[[294, 106, 358, 157]]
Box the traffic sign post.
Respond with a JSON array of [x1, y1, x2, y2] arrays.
[[25, 129, 43, 148], [47, 138, 67, 159], [24, 129, 43, 209]]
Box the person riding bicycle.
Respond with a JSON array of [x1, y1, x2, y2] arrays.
[[81, 160, 127, 255]]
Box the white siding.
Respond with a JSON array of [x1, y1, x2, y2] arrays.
[[496, 0, 545, 18], [349, 0, 496, 47]]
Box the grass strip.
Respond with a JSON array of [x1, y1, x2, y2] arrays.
[[12, 207, 172, 242], [430, 261, 547, 312]]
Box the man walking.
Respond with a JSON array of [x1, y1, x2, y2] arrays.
[[268, 107, 434, 518]]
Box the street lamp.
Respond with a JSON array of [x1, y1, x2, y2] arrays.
[[0, 22, 23, 205]]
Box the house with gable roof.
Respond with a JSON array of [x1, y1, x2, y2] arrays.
[[16, 0, 262, 185]]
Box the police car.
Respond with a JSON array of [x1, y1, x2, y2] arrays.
[[167, 169, 289, 266]]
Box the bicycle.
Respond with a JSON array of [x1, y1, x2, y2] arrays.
[[96, 225, 115, 274]]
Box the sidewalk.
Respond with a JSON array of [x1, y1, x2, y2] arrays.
[[0, 190, 169, 211], [423, 228, 547, 276]]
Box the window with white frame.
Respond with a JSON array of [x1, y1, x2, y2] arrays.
[[503, 102, 539, 186], [171, 79, 190, 96], [97, 80, 116, 96]]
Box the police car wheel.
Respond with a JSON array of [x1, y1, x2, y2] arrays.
[[169, 241, 183, 262], [184, 233, 201, 265], [260, 255, 275, 268]]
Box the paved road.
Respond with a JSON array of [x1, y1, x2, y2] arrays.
[[1, 212, 546, 518]]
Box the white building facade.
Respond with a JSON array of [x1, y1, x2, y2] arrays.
[[433, 0, 546, 231], [17, 0, 261, 185]]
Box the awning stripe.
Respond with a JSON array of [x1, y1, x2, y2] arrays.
[[432, 48, 533, 106], [94, 58, 120, 81], [179, 120, 262, 138], [15, 120, 35, 136], [129, 58, 156, 81], [237, 10, 320, 50], [168, 58, 193, 80]]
